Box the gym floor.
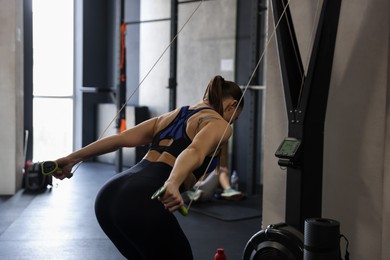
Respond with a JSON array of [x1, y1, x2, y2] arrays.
[[0, 162, 262, 260]]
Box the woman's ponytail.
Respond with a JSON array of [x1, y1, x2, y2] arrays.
[[203, 76, 225, 115]]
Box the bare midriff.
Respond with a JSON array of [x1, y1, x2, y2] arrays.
[[143, 150, 196, 190]]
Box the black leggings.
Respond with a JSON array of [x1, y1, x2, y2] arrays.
[[94, 160, 193, 260]]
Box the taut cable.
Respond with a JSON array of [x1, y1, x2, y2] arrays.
[[187, 0, 298, 211]]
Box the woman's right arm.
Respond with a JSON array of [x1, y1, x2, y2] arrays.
[[54, 117, 159, 179]]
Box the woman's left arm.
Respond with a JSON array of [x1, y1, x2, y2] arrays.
[[160, 119, 232, 212]]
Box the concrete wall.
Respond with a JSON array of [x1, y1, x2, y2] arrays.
[[0, 0, 24, 195], [139, 0, 236, 117], [262, 0, 390, 259], [176, 0, 236, 108]]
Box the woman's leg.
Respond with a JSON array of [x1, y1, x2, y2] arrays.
[[95, 163, 193, 259], [197, 171, 219, 201], [95, 171, 146, 259]]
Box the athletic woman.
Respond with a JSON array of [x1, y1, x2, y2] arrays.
[[53, 75, 244, 259]]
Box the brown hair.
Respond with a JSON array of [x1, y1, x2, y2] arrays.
[[203, 75, 244, 116]]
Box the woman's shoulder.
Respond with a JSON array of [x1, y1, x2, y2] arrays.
[[187, 108, 230, 137], [188, 104, 221, 119], [158, 107, 183, 119], [153, 107, 186, 132]]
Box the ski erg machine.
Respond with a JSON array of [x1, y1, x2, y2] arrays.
[[272, 0, 341, 232], [243, 0, 342, 259]]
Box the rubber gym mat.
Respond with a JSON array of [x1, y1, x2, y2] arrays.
[[188, 198, 261, 222]]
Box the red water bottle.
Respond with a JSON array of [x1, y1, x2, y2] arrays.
[[214, 248, 226, 260]]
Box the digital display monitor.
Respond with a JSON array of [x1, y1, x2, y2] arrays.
[[275, 137, 301, 159]]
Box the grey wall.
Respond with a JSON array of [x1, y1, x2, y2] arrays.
[[177, 0, 237, 108], [0, 0, 24, 194], [138, 0, 237, 117], [262, 0, 390, 259]]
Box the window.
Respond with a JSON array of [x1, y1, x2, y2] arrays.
[[32, 0, 74, 161]]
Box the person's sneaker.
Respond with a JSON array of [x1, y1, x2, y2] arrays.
[[221, 188, 243, 200], [186, 189, 203, 202]]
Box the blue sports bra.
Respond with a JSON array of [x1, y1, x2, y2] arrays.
[[149, 106, 220, 180]]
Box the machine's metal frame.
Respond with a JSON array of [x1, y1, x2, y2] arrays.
[[271, 0, 341, 231]]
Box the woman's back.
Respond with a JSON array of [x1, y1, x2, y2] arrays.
[[145, 104, 226, 187]]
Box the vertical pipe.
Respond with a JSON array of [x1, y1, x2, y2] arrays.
[[23, 0, 33, 162], [116, 0, 126, 172], [169, 0, 178, 110]]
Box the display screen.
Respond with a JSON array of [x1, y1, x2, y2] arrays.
[[275, 137, 301, 158]]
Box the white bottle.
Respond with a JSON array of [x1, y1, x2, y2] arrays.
[[231, 170, 239, 190]]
